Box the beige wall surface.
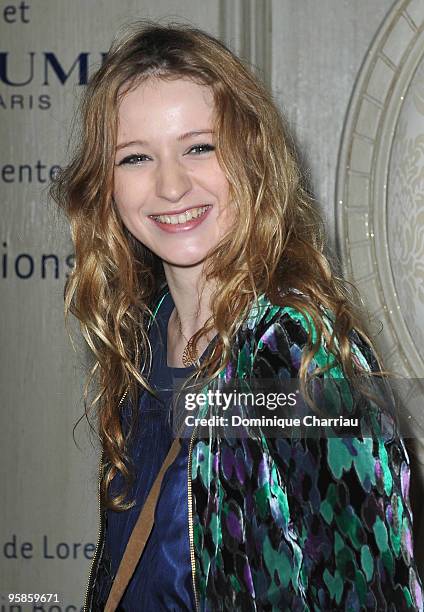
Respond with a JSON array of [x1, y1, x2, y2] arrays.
[[1, 0, 397, 606], [271, 0, 396, 247]]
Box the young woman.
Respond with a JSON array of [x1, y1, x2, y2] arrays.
[[51, 22, 423, 612]]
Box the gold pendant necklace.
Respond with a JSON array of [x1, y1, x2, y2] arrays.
[[181, 338, 199, 367], [176, 314, 199, 367]]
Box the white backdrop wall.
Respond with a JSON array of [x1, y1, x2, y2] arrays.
[[1, 0, 397, 607]]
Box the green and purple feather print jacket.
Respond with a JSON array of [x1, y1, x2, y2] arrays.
[[86, 293, 423, 611]]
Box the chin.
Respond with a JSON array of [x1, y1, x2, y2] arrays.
[[160, 250, 208, 268]]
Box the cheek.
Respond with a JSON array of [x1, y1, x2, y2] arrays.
[[112, 177, 125, 215], [113, 175, 141, 215], [217, 179, 233, 221], [113, 190, 137, 232], [113, 191, 130, 223]]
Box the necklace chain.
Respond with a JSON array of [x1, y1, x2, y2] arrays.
[[176, 312, 199, 367]]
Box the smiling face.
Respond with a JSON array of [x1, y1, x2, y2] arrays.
[[113, 77, 233, 271]]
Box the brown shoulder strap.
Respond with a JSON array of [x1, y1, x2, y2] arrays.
[[104, 437, 182, 612]]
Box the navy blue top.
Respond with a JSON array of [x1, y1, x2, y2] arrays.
[[105, 291, 196, 611]]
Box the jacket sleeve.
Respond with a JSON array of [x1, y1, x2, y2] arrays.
[[252, 308, 424, 611]]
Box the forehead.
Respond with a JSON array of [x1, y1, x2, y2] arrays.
[[116, 77, 216, 137]]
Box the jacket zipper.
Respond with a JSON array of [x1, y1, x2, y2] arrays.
[[82, 450, 104, 611], [187, 423, 200, 612], [83, 389, 128, 611]]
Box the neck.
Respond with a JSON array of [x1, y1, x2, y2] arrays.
[[163, 260, 216, 368], [162, 261, 214, 338]]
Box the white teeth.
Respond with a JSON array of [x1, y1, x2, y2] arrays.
[[151, 205, 210, 225]]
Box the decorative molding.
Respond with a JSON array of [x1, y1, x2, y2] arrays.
[[219, 0, 272, 89], [336, 0, 424, 381]]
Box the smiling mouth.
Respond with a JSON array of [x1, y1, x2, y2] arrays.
[[149, 205, 211, 225]]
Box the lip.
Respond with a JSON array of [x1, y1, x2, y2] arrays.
[[149, 204, 212, 233], [150, 203, 209, 216]]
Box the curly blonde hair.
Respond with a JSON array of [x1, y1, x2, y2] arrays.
[[50, 20, 382, 511]]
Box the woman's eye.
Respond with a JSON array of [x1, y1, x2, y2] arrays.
[[118, 154, 150, 166], [187, 144, 215, 155], [117, 145, 214, 166]]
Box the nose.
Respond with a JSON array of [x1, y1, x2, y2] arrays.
[[155, 158, 192, 202]]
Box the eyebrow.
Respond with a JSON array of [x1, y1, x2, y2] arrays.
[[116, 130, 214, 152]]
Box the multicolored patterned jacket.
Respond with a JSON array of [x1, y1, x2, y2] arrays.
[[85, 293, 423, 611]]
